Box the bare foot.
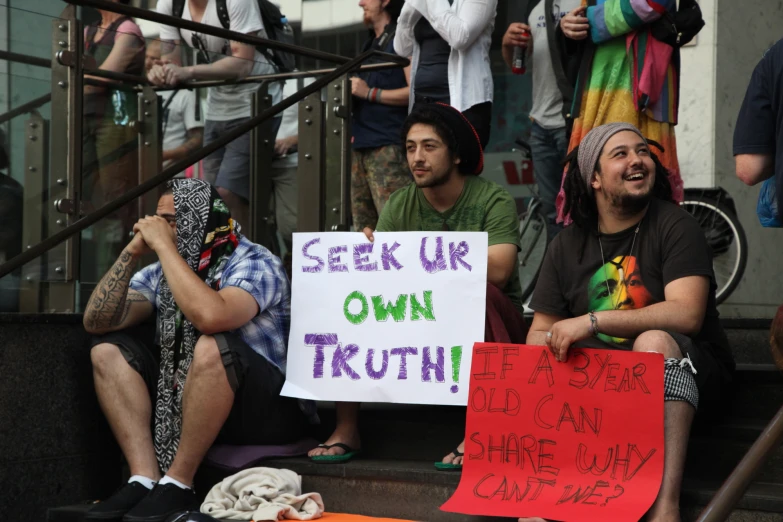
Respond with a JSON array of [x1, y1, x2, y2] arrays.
[[441, 439, 465, 466], [308, 428, 361, 457], [518, 518, 548, 522]]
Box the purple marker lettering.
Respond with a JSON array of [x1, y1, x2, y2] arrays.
[[301, 238, 324, 273], [390, 347, 418, 379], [328, 245, 348, 272], [331, 343, 361, 380], [353, 243, 378, 272], [449, 241, 472, 271], [421, 346, 445, 383], [365, 348, 390, 380], [304, 333, 338, 379], [419, 236, 447, 274], [381, 241, 403, 271]]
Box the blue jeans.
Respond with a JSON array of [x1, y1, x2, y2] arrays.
[[530, 121, 568, 241]]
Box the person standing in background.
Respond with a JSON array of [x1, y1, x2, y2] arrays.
[[394, 0, 497, 148], [82, 0, 146, 280], [270, 78, 304, 257], [349, 0, 413, 233], [501, 0, 581, 240], [149, 0, 283, 232], [144, 37, 205, 177]]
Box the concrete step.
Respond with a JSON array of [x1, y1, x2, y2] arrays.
[[204, 457, 783, 521]]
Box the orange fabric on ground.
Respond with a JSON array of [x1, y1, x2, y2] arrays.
[[319, 514, 415, 522]]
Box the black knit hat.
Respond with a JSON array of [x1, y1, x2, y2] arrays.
[[404, 102, 484, 175]]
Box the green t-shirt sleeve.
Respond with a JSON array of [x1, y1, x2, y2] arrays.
[[484, 187, 520, 248], [374, 190, 401, 232]]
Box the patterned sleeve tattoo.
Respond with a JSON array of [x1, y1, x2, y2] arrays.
[[84, 251, 146, 331]]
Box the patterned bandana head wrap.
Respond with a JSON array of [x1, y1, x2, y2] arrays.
[[155, 178, 240, 472], [577, 123, 648, 194]]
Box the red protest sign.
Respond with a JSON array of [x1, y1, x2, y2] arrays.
[[441, 343, 664, 522]]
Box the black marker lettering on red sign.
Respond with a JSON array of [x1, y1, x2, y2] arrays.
[[534, 395, 603, 435], [473, 473, 557, 502], [588, 352, 612, 389], [568, 351, 590, 389], [469, 432, 484, 460], [557, 480, 622, 505], [470, 386, 522, 416], [501, 346, 519, 380], [474, 346, 498, 380], [633, 363, 651, 394], [576, 442, 613, 476], [529, 349, 555, 387]]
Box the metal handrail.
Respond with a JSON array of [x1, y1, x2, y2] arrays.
[[696, 404, 783, 521], [154, 61, 408, 90], [0, 46, 390, 280], [0, 93, 52, 125], [64, 0, 407, 68], [0, 50, 51, 68]]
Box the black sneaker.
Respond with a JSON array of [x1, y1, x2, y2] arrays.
[[122, 483, 199, 522], [85, 481, 151, 520]]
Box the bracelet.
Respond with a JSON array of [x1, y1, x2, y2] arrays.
[[377, 88, 383, 103], [588, 311, 599, 336], [366, 88, 372, 101]]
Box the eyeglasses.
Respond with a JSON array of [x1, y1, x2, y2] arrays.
[[191, 33, 212, 65]]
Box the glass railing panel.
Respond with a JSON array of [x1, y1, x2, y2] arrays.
[[0, 6, 62, 313]]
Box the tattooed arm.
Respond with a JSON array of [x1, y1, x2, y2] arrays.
[[83, 238, 154, 334]]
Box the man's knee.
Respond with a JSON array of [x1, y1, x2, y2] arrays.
[[191, 335, 223, 373], [90, 342, 126, 373], [632, 330, 682, 359]]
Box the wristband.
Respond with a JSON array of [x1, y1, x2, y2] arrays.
[[588, 311, 599, 336], [366, 89, 372, 101], [377, 89, 383, 103]]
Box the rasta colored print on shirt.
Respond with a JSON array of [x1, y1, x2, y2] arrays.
[[587, 255, 654, 344]]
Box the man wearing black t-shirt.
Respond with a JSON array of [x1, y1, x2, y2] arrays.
[[520, 123, 734, 522], [734, 38, 783, 222]]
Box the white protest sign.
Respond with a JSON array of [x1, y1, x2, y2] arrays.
[[281, 231, 488, 405]]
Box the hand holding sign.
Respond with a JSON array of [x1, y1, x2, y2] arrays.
[[441, 343, 664, 522]]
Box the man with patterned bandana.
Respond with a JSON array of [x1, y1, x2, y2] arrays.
[[82, 179, 315, 522], [520, 123, 735, 522]]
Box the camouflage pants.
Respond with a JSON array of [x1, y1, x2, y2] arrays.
[[351, 144, 412, 231]]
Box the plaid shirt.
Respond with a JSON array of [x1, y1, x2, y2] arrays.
[[130, 236, 318, 422], [130, 236, 291, 370]]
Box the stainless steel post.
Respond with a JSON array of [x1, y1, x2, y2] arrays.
[[137, 85, 161, 221], [323, 75, 352, 231], [296, 92, 324, 233], [19, 113, 48, 313], [48, 5, 83, 312], [249, 84, 277, 251]]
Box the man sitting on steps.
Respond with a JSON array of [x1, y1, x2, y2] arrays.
[[82, 179, 314, 522], [307, 102, 527, 466], [518, 123, 735, 522]]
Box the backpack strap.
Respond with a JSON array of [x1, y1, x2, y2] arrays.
[[215, 0, 231, 29], [172, 0, 185, 19]]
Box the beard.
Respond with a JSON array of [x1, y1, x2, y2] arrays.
[[608, 188, 653, 216], [413, 167, 451, 189]]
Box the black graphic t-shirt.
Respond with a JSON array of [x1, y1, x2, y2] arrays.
[[529, 199, 733, 371]]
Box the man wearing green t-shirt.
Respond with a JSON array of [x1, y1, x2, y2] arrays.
[[308, 103, 526, 469]]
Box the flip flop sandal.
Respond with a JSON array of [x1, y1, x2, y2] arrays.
[[310, 442, 361, 463], [434, 448, 463, 470]]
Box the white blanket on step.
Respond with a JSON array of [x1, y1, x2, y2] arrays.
[[200, 467, 325, 521]]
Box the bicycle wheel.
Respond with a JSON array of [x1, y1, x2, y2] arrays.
[[518, 203, 548, 301], [680, 196, 748, 304]]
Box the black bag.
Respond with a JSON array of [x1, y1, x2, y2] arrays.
[[172, 0, 296, 72], [650, 0, 705, 47]]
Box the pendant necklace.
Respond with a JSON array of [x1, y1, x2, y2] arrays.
[[597, 218, 642, 309]]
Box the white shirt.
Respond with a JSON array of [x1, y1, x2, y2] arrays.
[[528, 0, 581, 129], [271, 79, 299, 169], [394, 0, 497, 113], [156, 0, 282, 121], [160, 89, 204, 172]]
